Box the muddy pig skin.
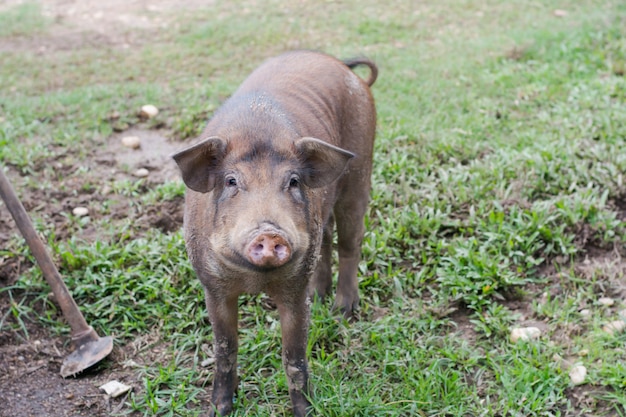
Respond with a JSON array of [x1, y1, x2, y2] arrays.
[[172, 50, 377, 416]]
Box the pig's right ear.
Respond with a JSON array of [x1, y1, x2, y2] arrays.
[[172, 137, 226, 193]]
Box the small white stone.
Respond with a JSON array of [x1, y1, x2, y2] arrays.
[[598, 297, 614, 306], [201, 358, 215, 367], [569, 365, 586, 385], [510, 327, 541, 343], [122, 359, 141, 369], [133, 168, 149, 178], [99, 380, 132, 398], [140, 104, 159, 119], [552, 354, 567, 366], [603, 320, 626, 335], [121, 136, 141, 149], [553, 9, 568, 17], [72, 206, 89, 217], [579, 309, 591, 317]]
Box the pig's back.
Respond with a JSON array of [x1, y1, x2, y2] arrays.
[[232, 51, 374, 147]]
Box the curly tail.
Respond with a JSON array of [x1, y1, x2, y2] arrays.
[[343, 57, 378, 87]]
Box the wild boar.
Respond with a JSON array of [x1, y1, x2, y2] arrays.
[[172, 50, 377, 416]]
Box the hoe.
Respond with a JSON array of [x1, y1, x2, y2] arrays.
[[0, 166, 113, 377]]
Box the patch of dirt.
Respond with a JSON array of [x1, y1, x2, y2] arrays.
[[565, 385, 618, 416], [0, 137, 184, 291], [574, 248, 626, 300], [2, 127, 183, 241], [608, 194, 626, 222], [0, 299, 189, 417], [0, 333, 130, 417], [0, 0, 215, 53], [448, 306, 479, 343], [0, 291, 131, 417], [107, 128, 182, 183]]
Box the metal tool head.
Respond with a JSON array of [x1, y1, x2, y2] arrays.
[[60, 335, 114, 378]]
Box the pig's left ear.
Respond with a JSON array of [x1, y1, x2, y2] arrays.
[[295, 137, 355, 188], [172, 136, 226, 193]]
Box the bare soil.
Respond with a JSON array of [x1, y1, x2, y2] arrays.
[[0, 0, 212, 52]]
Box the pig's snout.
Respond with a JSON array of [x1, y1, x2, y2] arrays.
[[246, 230, 292, 268]]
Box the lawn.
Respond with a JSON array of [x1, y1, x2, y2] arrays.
[[1, 0, 625, 416]]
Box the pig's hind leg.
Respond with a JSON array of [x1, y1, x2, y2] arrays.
[[333, 184, 369, 319], [309, 214, 335, 302]]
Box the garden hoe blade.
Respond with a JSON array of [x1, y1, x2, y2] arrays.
[[60, 334, 114, 377], [0, 166, 114, 377]]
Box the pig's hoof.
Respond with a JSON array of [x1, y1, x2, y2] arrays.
[[307, 287, 329, 304], [292, 398, 312, 417], [208, 401, 233, 416], [332, 300, 359, 322]]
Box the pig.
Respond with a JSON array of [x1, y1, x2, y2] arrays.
[[172, 50, 377, 417]]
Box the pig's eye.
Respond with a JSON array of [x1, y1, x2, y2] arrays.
[[289, 176, 299, 188], [225, 176, 238, 187]]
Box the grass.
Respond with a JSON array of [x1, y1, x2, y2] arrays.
[[0, 2, 48, 37], [1, 0, 626, 416]]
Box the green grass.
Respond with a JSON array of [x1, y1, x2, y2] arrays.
[[0, 2, 49, 37], [2, 0, 626, 416]]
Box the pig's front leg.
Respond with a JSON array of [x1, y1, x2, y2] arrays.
[[276, 294, 312, 417], [205, 290, 239, 416]]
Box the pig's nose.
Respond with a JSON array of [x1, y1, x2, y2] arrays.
[[246, 232, 292, 268]]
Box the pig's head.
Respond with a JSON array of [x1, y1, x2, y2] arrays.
[[173, 136, 353, 275]]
